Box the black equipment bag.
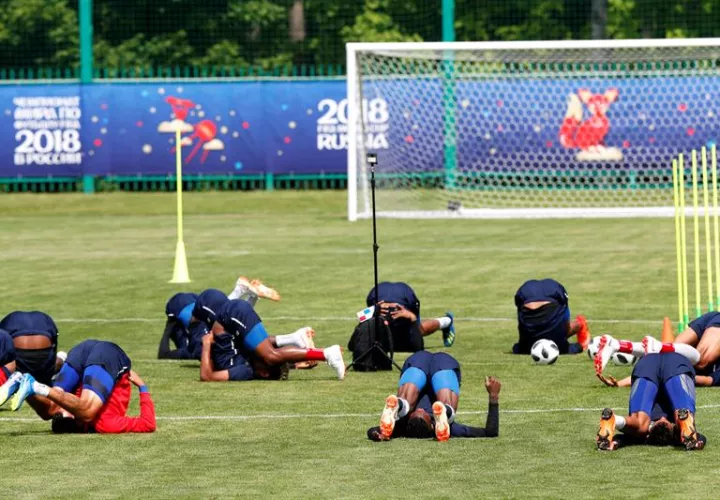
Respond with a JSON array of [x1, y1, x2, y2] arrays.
[[347, 318, 394, 371]]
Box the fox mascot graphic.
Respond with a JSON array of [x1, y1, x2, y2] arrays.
[[558, 88, 623, 161]]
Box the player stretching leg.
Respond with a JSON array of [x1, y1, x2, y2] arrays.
[[512, 279, 590, 355], [200, 324, 309, 381], [159, 276, 281, 360], [368, 351, 500, 441], [596, 352, 705, 451], [593, 332, 700, 376], [9, 340, 156, 434], [192, 290, 345, 380], [0, 311, 66, 413]]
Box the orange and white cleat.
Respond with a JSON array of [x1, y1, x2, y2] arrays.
[[575, 315, 590, 351], [294, 327, 319, 369], [596, 408, 617, 451], [432, 401, 451, 442], [380, 395, 400, 439], [250, 278, 281, 301], [677, 408, 700, 451]]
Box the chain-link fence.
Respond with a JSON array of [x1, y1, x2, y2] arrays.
[[0, 0, 718, 79]]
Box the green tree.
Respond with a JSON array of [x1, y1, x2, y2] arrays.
[[341, 0, 423, 43], [0, 0, 78, 69]]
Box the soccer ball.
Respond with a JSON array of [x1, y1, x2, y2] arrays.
[[587, 336, 602, 360], [612, 352, 637, 366], [531, 339, 560, 365]]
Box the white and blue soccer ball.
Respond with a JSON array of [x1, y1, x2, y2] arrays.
[[587, 336, 602, 360], [531, 339, 560, 365], [611, 352, 637, 366]]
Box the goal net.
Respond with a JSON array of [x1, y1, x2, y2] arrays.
[[346, 39, 720, 220]]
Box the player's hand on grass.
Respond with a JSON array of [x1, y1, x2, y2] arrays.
[[596, 373, 618, 387], [485, 376, 501, 402], [129, 370, 145, 388]]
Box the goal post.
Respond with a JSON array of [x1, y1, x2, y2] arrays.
[[346, 39, 720, 220]]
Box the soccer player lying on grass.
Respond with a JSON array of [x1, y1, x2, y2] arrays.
[[367, 351, 500, 441], [594, 318, 720, 387], [512, 279, 589, 355], [366, 282, 456, 351], [193, 290, 346, 380], [159, 276, 280, 360], [0, 311, 66, 414], [199, 324, 310, 381], [2, 339, 156, 434], [672, 312, 720, 385], [596, 351, 705, 451]]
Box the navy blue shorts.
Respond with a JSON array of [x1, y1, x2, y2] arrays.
[[0, 330, 15, 366], [216, 299, 268, 352], [630, 353, 696, 417], [632, 352, 695, 385], [688, 311, 720, 342], [400, 351, 462, 411], [0, 311, 58, 342], [211, 333, 254, 381], [56, 340, 131, 403]]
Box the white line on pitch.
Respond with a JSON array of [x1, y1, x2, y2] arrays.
[[4, 404, 720, 424]]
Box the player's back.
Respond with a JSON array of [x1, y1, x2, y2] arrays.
[[689, 311, 720, 335], [66, 339, 130, 374], [514, 279, 567, 307], [366, 282, 420, 316], [0, 311, 58, 339]]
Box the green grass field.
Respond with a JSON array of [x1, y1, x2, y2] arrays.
[[1, 191, 719, 499]]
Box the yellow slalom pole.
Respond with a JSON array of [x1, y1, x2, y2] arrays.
[[692, 150, 702, 319], [702, 147, 714, 313], [169, 128, 191, 283], [679, 154, 689, 328], [672, 159, 685, 332], [713, 144, 720, 311]]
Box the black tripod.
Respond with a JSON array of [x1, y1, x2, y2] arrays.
[[346, 153, 402, 372]]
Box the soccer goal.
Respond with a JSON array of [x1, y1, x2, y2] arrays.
[[346, 39, 720, 221]]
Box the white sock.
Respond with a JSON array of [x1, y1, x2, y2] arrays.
[[397, 398, 410, 419], [437, 317, 452, 329], [275, 332, 301, 348], [32, 382, 50, 397], [673, 343, 701, 365], [228, 284, 248, 300], [629, 342, 645, 357], [57, 351, 67, 362], [615, 415, 626, 430]]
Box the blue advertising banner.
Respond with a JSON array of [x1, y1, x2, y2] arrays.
[[0, 81, 361, 178], [0, 77, 717, 178]]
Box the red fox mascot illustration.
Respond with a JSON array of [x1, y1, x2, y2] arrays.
[[559, 88, 622, 161]]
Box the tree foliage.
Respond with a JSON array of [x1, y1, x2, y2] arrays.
[[0, 0, 716, 72]]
